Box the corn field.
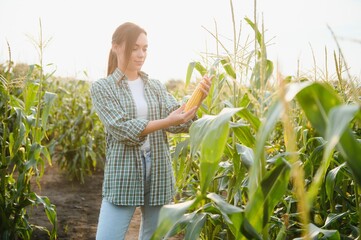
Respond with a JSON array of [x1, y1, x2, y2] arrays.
[[1, 3, 361, 240]]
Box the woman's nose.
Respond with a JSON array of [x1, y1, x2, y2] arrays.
[[138, 49, 146, 58]]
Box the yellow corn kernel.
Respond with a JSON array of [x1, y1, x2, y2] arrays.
[[184, 83, 204, 112]]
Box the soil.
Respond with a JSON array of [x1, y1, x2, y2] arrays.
[[29, 164, 183, 240]]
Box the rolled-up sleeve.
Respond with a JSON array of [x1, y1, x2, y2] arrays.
[[90, 80, 149, 146]]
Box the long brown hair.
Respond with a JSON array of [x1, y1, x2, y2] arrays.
[[107, 22, 147, 76]]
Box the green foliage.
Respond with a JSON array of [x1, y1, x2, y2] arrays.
[[190, 108, 243, 194], [46, 79, 105, 183], [158, 3, 361, 239], [0, 62, 57, 239], [2, 2, 361, 239], [0, 62, 105, 238], [162, 76, 361, 240]]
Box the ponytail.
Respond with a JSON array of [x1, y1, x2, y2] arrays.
[[107, 49, 117, 76]]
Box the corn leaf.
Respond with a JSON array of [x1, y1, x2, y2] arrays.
[[232, 123, 255, 148], [151, 199, 195, 240], [306, 104, 360, 205], [250, 60, 274, 89], [325, 163, 346, 210], [23, 80, 39, 115], [248, 101, 283, 199], [235, 143, 254, 169], [294, 223, 340, 240], [221, 57, 236, 79], [236, 107, 261, 132], [41, 91, 57, 131], [245, 158, 291, 233], [185, 61, 207, 88], [207, 192, 244, 239], [244, 17, 262, 47], [323, 212, 349, 228], [295, 82, 342, 136], [31, 193, 58, 239], [190, 107, 242, 194], [184, 213, 207, 239], [9, 108, 26, 157], [185, 62, 196, 88], [295, 82, 361, 186]]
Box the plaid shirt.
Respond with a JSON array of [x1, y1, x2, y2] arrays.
[[90, 68, 193, 206]]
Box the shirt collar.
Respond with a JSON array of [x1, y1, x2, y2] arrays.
[[111, 68, 149, 86]]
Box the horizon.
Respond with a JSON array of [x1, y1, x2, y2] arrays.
[[1, 0, 360, 83]]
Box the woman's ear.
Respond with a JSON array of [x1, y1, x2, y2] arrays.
[[111, 43, 118, 53], [112, 43, 125, 55]]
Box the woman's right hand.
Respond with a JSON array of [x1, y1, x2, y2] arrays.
[[166, 104, 197, 126]]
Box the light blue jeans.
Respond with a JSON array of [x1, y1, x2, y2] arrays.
[[96, 150, 162, 240]]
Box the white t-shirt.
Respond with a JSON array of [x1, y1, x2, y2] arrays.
[[126, 77, 150, 150]]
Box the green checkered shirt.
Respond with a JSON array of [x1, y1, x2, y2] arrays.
[[90, 68, 193, 206]]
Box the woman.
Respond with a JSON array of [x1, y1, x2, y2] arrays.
[[90, 22, 212, 240]]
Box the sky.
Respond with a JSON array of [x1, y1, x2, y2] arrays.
[[1, 0, 360, 82]]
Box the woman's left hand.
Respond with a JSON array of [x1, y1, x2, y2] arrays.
[[199, 75, 213, 101]]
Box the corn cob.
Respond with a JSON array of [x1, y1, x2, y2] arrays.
[[184, 82, 204, 112]]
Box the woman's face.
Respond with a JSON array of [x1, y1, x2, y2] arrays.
[[115, 32, 148, 73]]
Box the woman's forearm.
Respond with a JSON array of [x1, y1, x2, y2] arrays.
[[140, 105, 197, 136], [140, 118, 172, 136]]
